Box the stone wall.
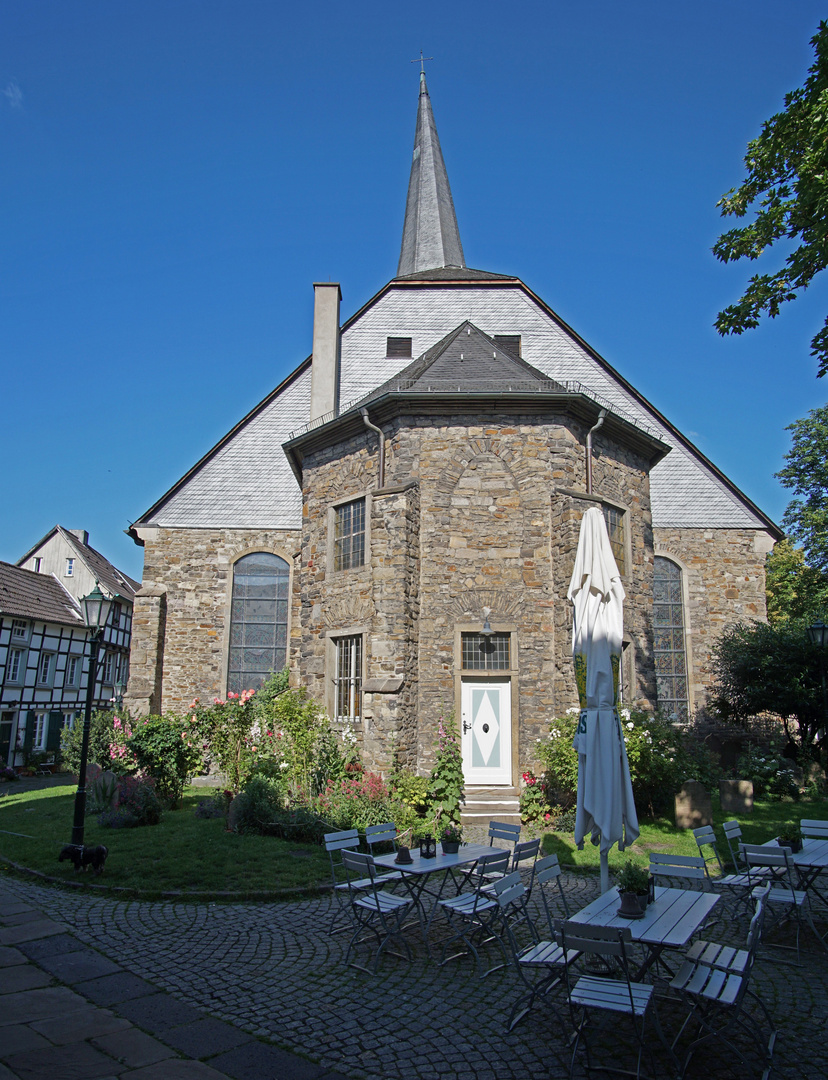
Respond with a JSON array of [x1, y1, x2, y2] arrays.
[[653, 527, 773, 713], [125, 527, 301, 714]]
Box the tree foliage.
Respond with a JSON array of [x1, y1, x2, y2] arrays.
[[776, 403, 828, 573], [711, 620, 827, 761], [713, 22, 828, 378], [765, 537, 828, 623]]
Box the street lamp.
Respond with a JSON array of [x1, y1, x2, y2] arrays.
[[69, 583, 113, 848], [807, 617, 828, 745]]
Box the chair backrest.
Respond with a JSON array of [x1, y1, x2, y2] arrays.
[[365, 823, 397, 855], [324, 828, 361, 884], [488, 820, 521, 848], [511, 837, 541, 892], [722, 820, 746, 870], [649, 852, 706, 888], [534, 853, 571, 926], [556, 921, 639, 1011], [341, 848, 381, 906], [473, 847, 511, 887], [800, 819, 828, 841], [739, 843, 797, 895], [693, 825, 726, 879]]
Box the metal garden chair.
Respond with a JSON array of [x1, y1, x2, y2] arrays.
[[340, 849, 414, 974], [364, 822, 404, 887], [740, 842, 827, 965], [649, 852, 707, 890], [555, 920, 673, 1080], [669, 883, 776, 1080], [497, 856, 582, 1032], [436, 848, 511, 976], [693, 825, 755, 921], [324, 828, 373, 934], [481, 837, 541, 894]]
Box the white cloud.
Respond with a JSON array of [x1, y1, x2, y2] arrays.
[[4, 80, 23, 109]]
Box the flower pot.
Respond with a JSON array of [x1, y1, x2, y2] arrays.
[[441, 840, 460, 854], [618, 891, 646, 918], [778, 838, 802, 854]]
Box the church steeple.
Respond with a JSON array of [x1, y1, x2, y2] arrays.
[[397, 71, 466, 277]]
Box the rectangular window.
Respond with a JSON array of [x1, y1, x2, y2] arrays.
[[66, 558, 74, 577], [111, 602, 121, 628], [11, 620, 28, 641], [33, 557, 42, 572], [63, 711, 77, 731], [334, 636, 362, 722], [493, 334, 522, 358], [461, 632, 511, 670], [37, 652, 54, 685], [8, 648, 25, 683], [602, 506, 626, 575], [65, 655, 80, 687], [334, 498, 366, 571], [102, 652, 115, 685], [386, 336, 412, 358], [33, 712, 47, 750]]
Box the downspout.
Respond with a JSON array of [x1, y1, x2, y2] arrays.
[[361, 410, 385, 489], [585, 409, 607, 495]]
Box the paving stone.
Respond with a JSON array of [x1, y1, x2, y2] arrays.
[[0, 945, 27, 967], [92, 1028, 176, 1068], [0, 964, 53, 994], [0, 1064, 17, 1080], [0, 986, 89, 1026], [0, 1024, 52, 1056], [0, 909, 50, 927], [114, 994, 206, 1034], [120, 1061, 231, 1080], [0, 901, 36, 918], [3, 1040, 120, 1080], [208, 1042, 344, 1080], [162, 1018, 252, 1059], [76, 972, 160, 1005], [30, 1006, 132, 1045], [38, 949, 122, 983], [19, 933, 84, 960], [0, 919, 65, 946]]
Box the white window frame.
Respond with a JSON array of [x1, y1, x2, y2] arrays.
[[111, 602, 121, 628], [11, 619, 29, 642], [102, 651, 115, 685], [33, 557, 42, 573], [332, 634, 364, 723], [63, 711, 77, 731], [65, 558, 74, 577], [7, 648, 25, 684], [37, 652, 55, 686], [33, 712, 48, 751], [65, 654, 80, 687]]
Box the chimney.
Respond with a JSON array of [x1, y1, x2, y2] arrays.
[[68, 529, 89, 546], [309, 283, 341, 422]]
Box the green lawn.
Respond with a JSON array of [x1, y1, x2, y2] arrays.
[[0, 781, 330, 898], [1, 779, 825, 898]]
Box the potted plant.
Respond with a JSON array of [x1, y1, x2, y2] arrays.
[[777, 822, 802, 854], [615, 860, 650, 917], [439, 822, 463, 854]]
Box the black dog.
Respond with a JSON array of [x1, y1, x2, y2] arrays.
[[58, 844, 109, 875]]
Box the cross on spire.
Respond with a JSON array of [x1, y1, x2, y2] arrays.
[[411, 51, 433, 72]]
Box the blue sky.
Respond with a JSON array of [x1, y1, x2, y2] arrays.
[[2, 1, 827, 581]]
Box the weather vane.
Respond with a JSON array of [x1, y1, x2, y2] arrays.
[[411, 51, 433, 72]]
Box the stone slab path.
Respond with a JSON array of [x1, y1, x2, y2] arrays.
[[1, 869, 827, 1079]]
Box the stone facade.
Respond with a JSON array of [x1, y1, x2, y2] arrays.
[[124, 527, 301, 716], [653, 527, 773, 713]]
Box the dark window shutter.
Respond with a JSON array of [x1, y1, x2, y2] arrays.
[[23, 712, 35, 756], [386, 337, 412, 358], [47, 711, 62, 754], [493, 335, 521, 358]]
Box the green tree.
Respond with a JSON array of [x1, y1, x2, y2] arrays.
[[711, 620, 826, 762], [766, 537, 828, 623], [776, 404, 828, 573], [713, 22, 828, 378]]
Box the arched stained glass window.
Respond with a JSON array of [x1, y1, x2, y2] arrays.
[[228, 552, 290, 694], [653, 556, 689, 721]]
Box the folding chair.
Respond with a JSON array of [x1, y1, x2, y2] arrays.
[[364, 822, 404, 886], [436, 848, 511, 976], [683, 883, 771, 976], [340, 849, 414, 974], [669, 884, 776, 1080], [488, 819, 521, 850], [499, 856, 582, 1032], [797, 819, 828, 907], [693, 825, 755, 921], [799, 818, 828, 841], [649, 852, 706, 889], [482, 837, 541, 894], [740, 842, 827, 964], [556, 921, 672, 1080], [324, 828, 373, 934]]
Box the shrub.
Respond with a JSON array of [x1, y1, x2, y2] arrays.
[[126, 715, 203, 808], [388, 767, 430, 814], [519, 771, 552, 824], [737, 741, 801, 801], [99, 776, 163, 828], [60, 710, 115, 775], [427, 713, 465, 834], [86, 771, 119, 815], [231, 776, 287, 834], [195, 790, 234, 819]]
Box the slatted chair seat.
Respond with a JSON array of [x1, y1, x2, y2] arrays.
[[683, 940, 750, 975], [437, 848, 511, 976], [739, 842, 827, 964], [571, 974, 653, 1015], [340, 849, 414, 974]]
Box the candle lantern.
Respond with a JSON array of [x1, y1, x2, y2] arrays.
[[419, 835, 437, 859]]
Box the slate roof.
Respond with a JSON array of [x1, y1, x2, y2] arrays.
[[0, 562, 84, 627], [17, 526, 139, 599], [394, 267, 517, 282]]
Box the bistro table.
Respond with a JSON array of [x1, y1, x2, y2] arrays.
[[373, 843, 506, 956], [788, 837, 828, 907], [569, 885, 720, 980]]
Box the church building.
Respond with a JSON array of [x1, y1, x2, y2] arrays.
[[125, 73, 780, 800]]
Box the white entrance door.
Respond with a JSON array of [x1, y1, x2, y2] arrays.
[[461, 678, 512, 785]]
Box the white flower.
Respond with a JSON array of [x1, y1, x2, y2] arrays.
[[626, 721, 634, 730], [566, 706, 580, 716], [279, 761, 289, 770]]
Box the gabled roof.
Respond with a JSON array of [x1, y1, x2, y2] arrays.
[[0, 562, 84, 627], [16, 526, 139, 599], [397, 71, 465, 276]]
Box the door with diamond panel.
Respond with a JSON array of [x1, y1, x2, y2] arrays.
[[460, 678, 512, 785]]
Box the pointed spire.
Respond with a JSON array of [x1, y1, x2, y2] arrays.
[[397, 71, 465, 276]]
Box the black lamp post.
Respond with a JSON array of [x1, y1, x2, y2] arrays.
[[807, 617, 828, 744], [69, 583, 113, 848]]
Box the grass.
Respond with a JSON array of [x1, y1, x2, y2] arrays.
[[0, 781, 330, 898], [2, 779, 826, 897]]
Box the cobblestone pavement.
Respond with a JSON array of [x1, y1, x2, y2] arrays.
[[2, 867, 827, 1080]]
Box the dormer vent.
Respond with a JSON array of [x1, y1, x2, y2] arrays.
[[386, 337, 413, 358]]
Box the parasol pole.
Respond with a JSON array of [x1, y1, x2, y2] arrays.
[[600, 850, 610, 895]]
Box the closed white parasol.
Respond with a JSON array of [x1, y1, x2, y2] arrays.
[[567, 506, 639, 894]]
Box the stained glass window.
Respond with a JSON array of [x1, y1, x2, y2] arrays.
[[603, 506, 626, 575], [227, 552, 290, 694], [653, 556, 689, 721], [462, 633, 511, 670]]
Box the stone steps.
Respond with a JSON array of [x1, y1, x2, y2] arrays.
[[461, 786, 521, 827]]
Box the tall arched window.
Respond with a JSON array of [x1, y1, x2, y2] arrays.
[[228, 552, 290, 694], [653, 556, 689, 721]]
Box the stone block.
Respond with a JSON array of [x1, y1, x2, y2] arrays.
[[674, 779, 712, 829], [719, 778, 754, 814]]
